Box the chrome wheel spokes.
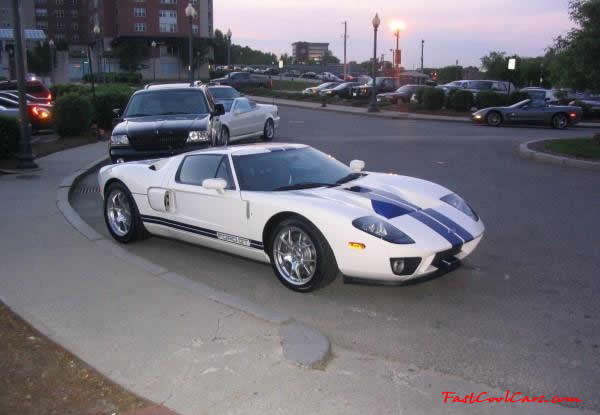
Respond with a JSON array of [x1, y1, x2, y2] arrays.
[[106, 189, 132, 237], [273, 226, 317, 285]]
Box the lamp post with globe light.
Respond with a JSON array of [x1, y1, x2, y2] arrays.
[[226, 28, 232, 68], [389, 20, 405, 76], [368, 13, 380, 113], [93, 24, 102, 83], [48, 39, 54, 86], [185, 3, 197, 82], [151, 41, 157, 81]]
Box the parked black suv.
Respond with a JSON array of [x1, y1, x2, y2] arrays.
[[109, 83, 224, 163]]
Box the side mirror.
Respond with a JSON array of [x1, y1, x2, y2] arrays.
[[213, 103, 225, 116], [350, 159, 365, 172], [202, 178, 227, 194], [112, 108, 122, 118]]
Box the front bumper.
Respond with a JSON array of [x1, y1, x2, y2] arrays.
[[471, 114, 485, 124], [109, 143, 209, 163]]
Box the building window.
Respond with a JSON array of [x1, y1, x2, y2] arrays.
[[134, 7, 145, 17], [36, 21, 48, 30], [71, 22, 78, 30], [35, 8, 48, 17], [72, 34, 79, 41], [192, 24, 199, 34], [158, 10, 176, 18], [160, 0, 177, 3], [191, 0, 199, 3], [55, 9, 64, 18], [56, 21, 65, 30], [55, 33, 65, 40], [159, 23, 177, 33], [134, 22, 146, 32], [71, 0, 77, 5], [35, 0, 47, 4], [56, 0, 64, 5], [71, 10, 78, 17]]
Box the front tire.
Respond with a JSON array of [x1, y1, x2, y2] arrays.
[[268, 218, 338, 292], [220, 126, 230, 146], [486, 111, 502, 127], [262, 119, 275, 141], [104, 182, 148, 243], [552, 113, 568, 129]]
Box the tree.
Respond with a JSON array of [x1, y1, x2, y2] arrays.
[[27, 43, 51, 75], [113, 39, 150, 72], [546, 0, 600, 92]]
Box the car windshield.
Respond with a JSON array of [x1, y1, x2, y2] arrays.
[[316, 82, 335, 90], [124, 90, 208, 117], [510, 99, 531, 108], [396, 85, 415, 93], [232, 147, 355, 191], [209, 87, 240, 100]]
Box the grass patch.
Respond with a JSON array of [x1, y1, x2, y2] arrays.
[[544, 138, 600, 160]]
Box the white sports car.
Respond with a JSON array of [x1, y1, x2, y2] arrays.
[[98, 144, 484, 292]]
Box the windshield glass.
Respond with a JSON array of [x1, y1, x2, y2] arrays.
[[209, 87, 240, 100], [232, 147, 353, 191], [124, 90, 208, 117], [468, 81, 493, 90], [510, 99, 531, 108], [397, 85, 415, 93]]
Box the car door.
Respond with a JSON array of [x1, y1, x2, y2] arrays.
[[166, 153, 248, 244], [247, 99, 264, 134], [229, 98, 254, 138]]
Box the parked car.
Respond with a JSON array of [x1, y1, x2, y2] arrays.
[[519, 87, 560, 104], [0, 79, 52, 103], [472, 99, 582, 129], [351, 77, 398, 98], [218, 97, 279, 145], [462, 80, 516, 96], [319, 81, 361, 98], [210, 72, 270, 89], [207, 85, 241, 112], [99, 143, 484, 292], [109, 83, 225, 163], [300, 72, 318, 79], [302, 82, 342, 95], [318, 72, 342, 82], [263, 68, 279, 76], [438, 81, 469, 95], [0, 93, 53, 132], [377, 84, 421, 104]]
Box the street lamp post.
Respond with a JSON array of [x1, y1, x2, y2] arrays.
[[226, 28, 232, 68], [48, 39, 55, 86], [185, 3, 197, 82], [93, 24, 101, 84], [389, 20, 405, 77], [151, 41, 157, 81], [368, 13, 380, 113]]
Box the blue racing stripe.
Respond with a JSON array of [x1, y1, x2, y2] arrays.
[[424, 209, 474, 243], [410, 211, 464, 246], [371, 199, 414, 219]]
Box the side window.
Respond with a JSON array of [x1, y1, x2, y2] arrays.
[[177, 154, 235, 189], [204, 89, 215, 111], [235, 98, 251, 112]]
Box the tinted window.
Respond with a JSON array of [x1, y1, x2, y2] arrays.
[[232, 147, 352, 191], [469, 81, 493, 90], [209, 87, 240, 100], [177, 154, 234, 188], [124, 90, 208, 117], [0, 97, 18, 108], [234, 98, 251, 112]]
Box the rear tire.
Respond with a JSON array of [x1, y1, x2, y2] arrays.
[[262, 119, 275, 141], [103, 182, 149, 243], [552, 113, 568, 129], [268, 217, 338, 292], [486, 111, 502, 127]]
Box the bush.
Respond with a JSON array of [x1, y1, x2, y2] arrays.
[[0, 115, 20, 159], [448, 89, 475, 112], [51, 84, 91, 99], [571, 100, 599, 120], [54, 93, 93, 137], [414, 86, 432, 105], [422, 87, 445, 110], [93, 86, 135, 130], [507, 91, 530, 105], [476, 91, 505, 109]]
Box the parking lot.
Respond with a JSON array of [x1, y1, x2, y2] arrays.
[[72, 106, 600, 410]]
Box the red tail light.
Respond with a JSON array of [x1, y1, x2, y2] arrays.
[[570, 113, 576, 118], [47, 93, 52, 100], [32, 106, 50, 119]]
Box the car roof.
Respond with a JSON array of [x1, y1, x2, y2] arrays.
[[208, 85, 235, 89], [185, 143, 308, 157]]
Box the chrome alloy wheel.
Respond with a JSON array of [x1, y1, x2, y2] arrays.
[[106, 189, 132, 237], [264, 120, 274, 139], [553, 114, 568, 129], [273, 226, 317, 285]]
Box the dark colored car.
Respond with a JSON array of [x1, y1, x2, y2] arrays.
[[0, 92, 53, 132], [109, 83, 225, 163], [377, 84, 420, 104], [319, 82, 360, 98], [0, 79, 52, 103], [351, 77, 398, 98], [300, 72, 318, 79], [210, 72, 270, 89], [207, 85, 241, 112], [472, 99, 582, 129]]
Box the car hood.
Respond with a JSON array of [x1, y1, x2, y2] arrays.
[[113, 114, 210, 137]]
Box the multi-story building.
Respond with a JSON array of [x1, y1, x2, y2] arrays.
[[292, 41, 329, 64], [33, 0, 89, 45]]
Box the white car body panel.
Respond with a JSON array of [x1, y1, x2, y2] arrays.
[[99, 144, 484, 284], [220, 98, 280, 142]]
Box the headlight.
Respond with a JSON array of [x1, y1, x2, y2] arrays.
[[187, 130, 210, 143], [110, 134, 129, 146], [441, 193, 479, 221], [352, 216, 414, 244]]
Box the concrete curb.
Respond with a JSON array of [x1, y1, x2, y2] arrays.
[[56, 155, 331, 368], [518, 139, 600, 170]]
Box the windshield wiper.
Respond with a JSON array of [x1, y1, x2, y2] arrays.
[[335, 172, 367, 185], [273, 182, 336, 191]]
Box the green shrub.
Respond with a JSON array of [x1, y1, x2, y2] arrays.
[[449, 89, 475, 111], [571, 100, 599, 120], [476, 91, 505, 109], [422, 87, 445, 110], [0, 115, 20, 159], [54, 93, 93, 137], [507, 91, 530, 105], [414, 86, 432, 105], [93, 86, 134, 130], [51, 84, 91, 99]]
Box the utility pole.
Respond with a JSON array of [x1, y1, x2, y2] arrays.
[[342, 21, 348, 80], [11, 0, 37, 169], [420, 40, 424, 72]]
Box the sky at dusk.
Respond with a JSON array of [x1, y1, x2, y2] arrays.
[[215, 0, 574, 68]]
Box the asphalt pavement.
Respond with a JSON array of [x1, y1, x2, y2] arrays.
[[72, 108, 600, 410]]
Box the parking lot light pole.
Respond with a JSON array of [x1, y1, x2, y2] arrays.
[[368, 13, 380, 113], [11, 0, 37, 169], [185, 3, 197, 82], [226, 28, 232, 68], [48, 39, 55, 86], [151, 41, 157, 81]]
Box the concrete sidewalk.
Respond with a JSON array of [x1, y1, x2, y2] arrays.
[[247, 94, 600, 128], [0, 143, 597, 415]]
